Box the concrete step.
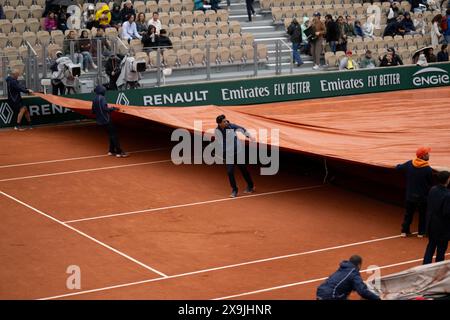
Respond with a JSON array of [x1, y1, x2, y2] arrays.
[[229, 14, 266, 22]]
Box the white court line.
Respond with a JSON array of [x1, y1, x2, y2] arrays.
[[0, 147, 168, 169], [64, 185, 325, 223], [38, 232, 410, 300], [0, 159, 172, 182], [212, 254, 450, 300], [0, 191, 168, 278]]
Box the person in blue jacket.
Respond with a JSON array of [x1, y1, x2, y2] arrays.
[[316, 255, 380, 300], [396, 147, 433, 237], [6, 70, 33, 131], [92, 85, 128, 158], [215, 114, 254, 198]]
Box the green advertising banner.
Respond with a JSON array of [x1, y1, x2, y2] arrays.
[[1, 63, 449, 128]]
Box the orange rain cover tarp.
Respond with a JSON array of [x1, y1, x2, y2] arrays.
[[34, 87, 450, 170]]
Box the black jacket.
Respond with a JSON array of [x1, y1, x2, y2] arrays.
[[287, 22, 302, 44], [91, 85, 117, 125], [6, 76, 29, 107], [142, 33, 160, 49], [158, 35, 173, 49], [215, 123, 249, 158], [326, 20, 340, 42], [396, 160, 433, 201], [427, 185, 450, 241], [317, 261, 380, 300], [121, 7, 136, 22]]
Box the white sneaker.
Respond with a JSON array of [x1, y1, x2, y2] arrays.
[[92, 64, 98, 69], [312, 65, 319, 70], [401, 233, 408, 238], [417, 234, 425, 238]]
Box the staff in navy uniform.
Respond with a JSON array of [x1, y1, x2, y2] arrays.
[[316, 255, 381, 300], [6, 69, 33, 131], [215, 114, 254, 198]]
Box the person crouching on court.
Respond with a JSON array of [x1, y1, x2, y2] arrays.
[[215, 114, 254, 198], [6, 69, 33, 131], [316, 255, 380, 300], [423, 170, 450, 265], [92, 85, 128, 158], [396, 147, 433, 237]]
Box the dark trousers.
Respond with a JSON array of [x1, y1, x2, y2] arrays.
[[246, 0, 255, 21], [423, 237, 449, 264], [52, 81, 65, 95], [401, 198, 427, 234], [226, 163, 253, 192], [102, 122, 122, 154]]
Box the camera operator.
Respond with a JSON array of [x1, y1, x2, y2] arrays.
[[51, 51, 81, 94], [105, 53, 123, 90]]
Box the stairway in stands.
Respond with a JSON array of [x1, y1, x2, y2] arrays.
[[226, 0, 313, 70]]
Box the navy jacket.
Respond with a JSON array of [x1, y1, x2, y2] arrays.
[[426, 185, 450, 241], [396, 160, 432, 201], [316, 261, 380, 300], [91, 85, 117, 125], [401, 18, 415, 32], [6, 76, 29, 107], [215, 123, 249, 157]]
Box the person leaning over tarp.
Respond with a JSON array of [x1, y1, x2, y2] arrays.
[[316, 255, 380, 300], [397, 147, 433, 238], [91, 85, 128, 158], [423, 170, 450, 264], [6, 70, 33, 131]]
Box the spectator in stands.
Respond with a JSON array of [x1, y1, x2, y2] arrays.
[[136, 12, 147, 36], [63, 30, 83, 67], [57, 11, 68, 32], [354, 20, 364, 37], [339, 50, 357, 70], [431, 14, 443, 47], [383, 15, 405, 37], [337, 16, 348, 52], [6, 69, 33, 131], [310, 12, 325, 70], [92, 85, 128, 158], [425, 47, 437, 63], [92, 28, 112, 57], [245, 0, 255, 22], [325, 14, 340, 53], [380, 51, 398, 67], [344, 15, 356, 38], [79, 30, 98, 72], [121, 0, 136, 23], [194, 0, 206, 12], [401, 12, 416, 34], [422, 170, 450, 265], [359, 49, 377, 69], [396, 147, 433, 238], [362, 14, 375, 39], [141, 25, 159, 51], [287, 18, 304, 67], [316, 255, 380, 300], [443, 9, 450, 44], [44, 12, 58, 32], [95, 5, 112, 29], [82, 4, 96, 30], [0, 5, 5, 20], [122, 14, 142, 42], [105, 53, 122, 90], [301, 18, 311, 55], [437, 44, 449, 61], [110, 4, 122, 28], [211, 0, 221, 11], [387, 1, 400, 24], [413, 13, 426, 35], [158, 29, 173, 50], [148, 12, 162, 35], [416, 52, 428, 66], [410, 0, 422, 12]]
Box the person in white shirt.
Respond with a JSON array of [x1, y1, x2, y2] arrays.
[[121, 14, 142, 42], [362, 14, 375, 39], [148, 12, 162, 35], [413, 13, 426, 35]]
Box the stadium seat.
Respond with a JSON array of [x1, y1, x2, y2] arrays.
[[169, 24, 182, 37], [134, 1, 145, 13], [30, 5, 44, 19], [206, 34, 218, 48], [17, 6, 30, 20], [243, 44, 255, 62], [218, 34, 230, 47], [170, 12, 182, 25], [217, 46, 230, 64], [9, 60, 25, 73], [0, 19, 13, 34], [159, 12, 170, 26], [158, 0, 171, 13], [182, 11, 194, 24], [27, 18, 41, 33], [217, 21, 229, 34], [229, 33, 242, 46], [9, 32, 23, 48], [191, 48, 204, 66], [205, 10, 217, 23], [3, 6, 16, 20], [216, 9, 229, 22], [0, 33, 8, 48], [194, 35, 206, 49], [146, 1, 158, 13], [170, 0, 183, 12], [37, 30, 50, 45], [257, 44, 268, 61], [193, 11, 205, 24], [177, 49, 191, 67], [23, 31, 37, 46], [171, 36, 182, 51], [229, 21, 241, 34], [230, 45, 243, 63], [242, 33, 254, 45], [182, 0, 194, 12], [181, 23, 194, 37], [205, 22, 218, 36], [12, 19, 27, 34], [181, 36, 194, 50], [194, 23, 206, 36]]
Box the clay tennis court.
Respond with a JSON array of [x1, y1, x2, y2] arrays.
[[1, 88, 448, 300]]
